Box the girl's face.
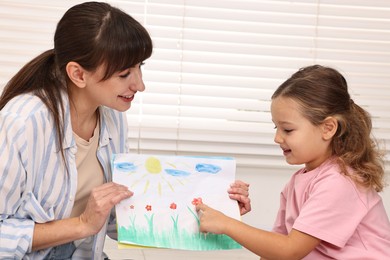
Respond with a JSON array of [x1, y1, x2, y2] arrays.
[[271, 96, 332, 171], [83, 62, 145, 112]]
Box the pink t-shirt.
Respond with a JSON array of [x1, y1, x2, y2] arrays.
[[272, 158, 390, 259]]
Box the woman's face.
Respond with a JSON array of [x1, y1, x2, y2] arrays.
[[271, 96, 331, 171], [83, 62, 145, 112]]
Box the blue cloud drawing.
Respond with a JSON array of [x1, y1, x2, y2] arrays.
[[115, 162, 137, 172], [165, 169, 191, 177], [195, 164, 221, 174]]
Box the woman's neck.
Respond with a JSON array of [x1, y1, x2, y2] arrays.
[[70, 102, 99, 141], [68, 85, 100, 141], [72, 110, 99, 141]]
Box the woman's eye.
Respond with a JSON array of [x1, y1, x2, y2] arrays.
[[284, 129, 293, 133], [119, 72, 130, 78]]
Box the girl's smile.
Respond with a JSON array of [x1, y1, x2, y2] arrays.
[[281, 147, 292, 157]]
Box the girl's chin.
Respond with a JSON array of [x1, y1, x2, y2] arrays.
[[285, 157, 302, 166]]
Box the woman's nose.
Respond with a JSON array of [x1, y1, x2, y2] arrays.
[[131, 67, 145, 92]]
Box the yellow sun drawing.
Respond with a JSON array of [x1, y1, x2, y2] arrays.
[[145, 156, 162, 174], [129, 156, 190, 196]]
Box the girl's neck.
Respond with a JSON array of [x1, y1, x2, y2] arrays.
[[304, 155, 335, 173]]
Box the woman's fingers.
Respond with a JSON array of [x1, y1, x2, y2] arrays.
[[80, 182, 133, 234]]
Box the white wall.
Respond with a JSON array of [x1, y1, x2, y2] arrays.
[[237, 166, 390, 230]]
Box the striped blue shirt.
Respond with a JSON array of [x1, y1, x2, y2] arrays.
[[0, 93, 129, 259]]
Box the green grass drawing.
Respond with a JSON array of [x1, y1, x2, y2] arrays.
[[118, 225, 241, 250]]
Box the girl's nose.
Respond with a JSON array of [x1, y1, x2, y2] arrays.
[[274, 131, 282, 144]]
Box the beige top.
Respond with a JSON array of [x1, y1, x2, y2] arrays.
[[70, 123, 104, 218]]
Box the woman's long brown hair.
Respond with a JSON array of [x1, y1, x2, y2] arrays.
[[0, 2, 153, 159]]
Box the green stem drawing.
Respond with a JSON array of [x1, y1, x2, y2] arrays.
[[187, 206, 200, 227], [171, 214, 179, 234], [129, 215, 136, 229], [144, 213, 155, 236]]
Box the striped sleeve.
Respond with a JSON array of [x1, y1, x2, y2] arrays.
[[0, 94, 68, 259], [0, 109, 35, 258]]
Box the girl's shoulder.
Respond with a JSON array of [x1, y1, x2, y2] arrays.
[[312, 159, 381, 202], [290, 159, 358, 194]]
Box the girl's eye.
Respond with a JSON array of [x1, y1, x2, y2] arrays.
[[284, 129, 293, 133]]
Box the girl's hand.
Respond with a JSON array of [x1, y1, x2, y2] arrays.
[[228, 180, 251, 215], [196, 203, 229, 234], [79, 182, 133, 235]]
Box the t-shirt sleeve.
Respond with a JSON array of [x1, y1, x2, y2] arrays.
[[272, 185, 288, 235], [292, 173, 368, 247]]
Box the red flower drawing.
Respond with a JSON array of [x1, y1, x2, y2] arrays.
[[129, 205, 134, 209], [145, 205, 152, 211], [170, 202, 177, 210], [191, 197, 203, 206]]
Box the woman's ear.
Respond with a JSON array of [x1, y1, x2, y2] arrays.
[[66, 61, 87, 88], [322, 116, 338, 140]]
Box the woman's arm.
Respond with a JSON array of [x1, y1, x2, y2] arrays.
[[32, 182, 132, 251]]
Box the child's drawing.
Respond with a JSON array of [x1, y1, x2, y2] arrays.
[[112, 153, 242, 250]]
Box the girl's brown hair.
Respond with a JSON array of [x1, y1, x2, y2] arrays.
[[272, 65, 385, 192], [0, 2, 153, 155]]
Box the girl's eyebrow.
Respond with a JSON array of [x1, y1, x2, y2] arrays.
[[275, 120, 294, 125]]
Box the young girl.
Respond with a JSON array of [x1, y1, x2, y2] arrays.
[[196, 65, 390, 259]]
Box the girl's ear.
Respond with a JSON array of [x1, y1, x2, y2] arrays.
[[66, 61, 87, 88], [322, 116, 338, 140]]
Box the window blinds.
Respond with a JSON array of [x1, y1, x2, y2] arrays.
[[0, 0, 389, 171]]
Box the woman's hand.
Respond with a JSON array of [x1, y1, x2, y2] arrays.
[[228, 180, 251, 215], [79, 182, 133, 235], [32, 182, 133, 251]]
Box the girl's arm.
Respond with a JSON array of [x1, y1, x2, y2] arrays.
[[196, 203, 320, 260]]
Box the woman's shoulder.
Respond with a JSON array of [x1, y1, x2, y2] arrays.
[[0, 94, 58, 147], [1, 93, 49, 118], [0, 94, 56, 139]]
